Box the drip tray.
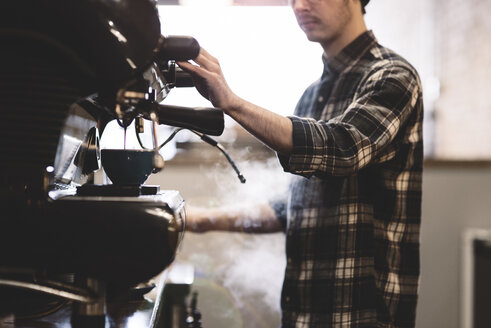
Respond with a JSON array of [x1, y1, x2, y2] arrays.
[[76, 184, 160, 197]]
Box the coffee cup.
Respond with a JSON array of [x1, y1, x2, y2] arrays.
[[101, 149, 154, 185]]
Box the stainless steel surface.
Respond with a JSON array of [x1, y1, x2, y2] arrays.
[[73, 278, 106, 316], [171, 305, 182, 328], [148, 263, 195, 328], [0, 279, 97, 303]]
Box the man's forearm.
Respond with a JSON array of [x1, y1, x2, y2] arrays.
[[177, 50, 293, 155], [186, 203, 283, 233], [225, 97, 293, 155]]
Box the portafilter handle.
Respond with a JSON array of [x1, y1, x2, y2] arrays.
[[151, 104, 225, 136]]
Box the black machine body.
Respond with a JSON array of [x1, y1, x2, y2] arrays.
[[0, 0, 221, 326]]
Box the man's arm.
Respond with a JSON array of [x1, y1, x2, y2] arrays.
[[185, 203, 283, 233], [279, 64, 422, 178], [177, 48, 293, 155]]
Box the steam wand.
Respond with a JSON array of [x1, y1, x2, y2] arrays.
[[133, 119, 246, 184], [191, 131, 246, 184]]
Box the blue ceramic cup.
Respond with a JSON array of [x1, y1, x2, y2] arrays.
[[101, 149, 154, 185]]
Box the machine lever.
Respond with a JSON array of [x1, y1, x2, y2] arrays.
[[153, 104, 224, 136]]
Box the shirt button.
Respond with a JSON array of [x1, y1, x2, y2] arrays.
[[285, 296, 290, 302], [317, 96, 324, 102]]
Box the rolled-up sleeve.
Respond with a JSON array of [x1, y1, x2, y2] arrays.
[[279, 64, 421, 178]]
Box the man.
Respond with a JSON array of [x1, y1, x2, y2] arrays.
[[178, 0, 423, 327]]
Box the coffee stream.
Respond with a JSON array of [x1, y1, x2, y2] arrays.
[[123, 127, 127, 150]]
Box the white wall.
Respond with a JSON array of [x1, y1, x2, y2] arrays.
[[418, 163, 491, 328]]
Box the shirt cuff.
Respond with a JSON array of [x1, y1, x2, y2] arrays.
[[278, 116, 324, 178], [268, 199, 287, 232]]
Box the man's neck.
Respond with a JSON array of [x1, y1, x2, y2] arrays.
[[321, 19, 367, 59]]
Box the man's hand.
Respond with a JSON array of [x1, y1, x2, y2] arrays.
[[184, 204, 283, 234], [179, 48, 294, 155], [177, 48, 241, 112]]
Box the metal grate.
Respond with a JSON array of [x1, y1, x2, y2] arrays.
[[0, 39, 92, 169]]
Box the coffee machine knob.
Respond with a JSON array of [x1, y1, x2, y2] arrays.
[[152, 153, 165, 173]]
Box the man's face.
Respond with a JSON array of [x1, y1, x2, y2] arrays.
[[290, 0, 354, 45]]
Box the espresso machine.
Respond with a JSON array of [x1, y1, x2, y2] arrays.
[[0, 0, 231, 326]]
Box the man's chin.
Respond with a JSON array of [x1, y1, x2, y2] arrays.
[[304, 33, 324, 43]]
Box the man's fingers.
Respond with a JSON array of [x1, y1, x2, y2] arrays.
[[176, 60, 196, 72], [192, 52, 219, 71], [199, 48, 218, 63], [178, 47, 221, 76], [177, 60, 207, 77], [178, 55, 214, 73]]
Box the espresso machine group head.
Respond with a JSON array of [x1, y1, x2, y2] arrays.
[[0, 0, 228, 326]]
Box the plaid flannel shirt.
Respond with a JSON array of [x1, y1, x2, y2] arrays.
[[275, 30, 423, 327]]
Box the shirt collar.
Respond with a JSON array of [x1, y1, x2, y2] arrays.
[[321, 30, 377, 80]]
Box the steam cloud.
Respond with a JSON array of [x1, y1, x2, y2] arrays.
[[181, 155, 290, 326]]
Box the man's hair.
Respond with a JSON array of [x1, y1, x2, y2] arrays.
[[361, 0, 370, 14]]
